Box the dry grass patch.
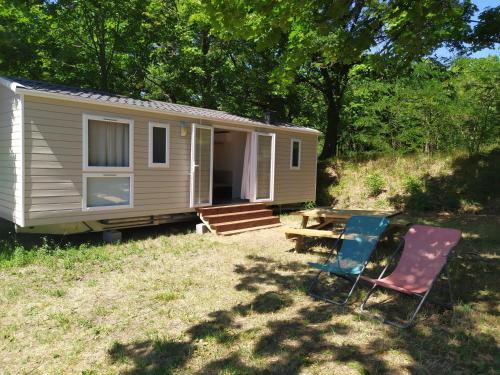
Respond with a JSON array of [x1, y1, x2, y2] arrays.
[[0, 214, 499, 374]]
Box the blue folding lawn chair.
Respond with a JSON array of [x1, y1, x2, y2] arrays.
[[308, 215, 390, 305]]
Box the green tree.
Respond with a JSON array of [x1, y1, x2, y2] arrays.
[[470, 5, 500, 50], [48, 0, 152, 93], [203, 0, 475, 159], [144, 0, 316, 123], [0, 0, 51, 78], [451, 56, 500, 155], [340, 60, 456, 155]]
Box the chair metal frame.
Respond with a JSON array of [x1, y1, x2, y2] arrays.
[[359, 239, 454, 329]]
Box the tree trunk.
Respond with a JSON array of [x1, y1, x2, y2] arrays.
[[318, 65, 349, 160], [320, 96, 341, 160], [95, 12, 108, 91], [200, 29, 217, 109], [98, 46, 108, 91]]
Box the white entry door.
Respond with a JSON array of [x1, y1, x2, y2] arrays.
[[190, 124, 213, 207], [252, 132, 276, 202]]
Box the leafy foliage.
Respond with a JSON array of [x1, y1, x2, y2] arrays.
[[202, 0, 476, 158], [0, 1, 497, 158], [451, 56, 500, 155], [470, 5, 500, 49], [339, 57, 500, 156]]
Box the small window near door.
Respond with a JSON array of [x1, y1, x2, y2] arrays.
[[290, 139, 301, 169], [149, 122, 170, 167]]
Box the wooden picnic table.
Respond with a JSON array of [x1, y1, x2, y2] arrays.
[[285, 208, 403, 252]]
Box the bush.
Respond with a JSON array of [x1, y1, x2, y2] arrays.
[[402, 176, 432, 211], [403, 176, 424, 195], [302, 201, 317, 209], [365, 172, 385, 197]]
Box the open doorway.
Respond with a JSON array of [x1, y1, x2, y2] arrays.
[[212, 128, 248, 204]]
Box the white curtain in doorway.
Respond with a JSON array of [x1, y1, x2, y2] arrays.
[[240, 133, 254, 199]]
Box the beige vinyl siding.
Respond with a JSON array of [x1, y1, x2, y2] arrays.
[[24, 96, 193, 226], [273, 133, 317, 204], [0, 84, 23, 225], [23, 95, 317, 226]]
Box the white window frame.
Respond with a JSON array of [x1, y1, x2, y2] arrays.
[[82, 173, 134, 211], [290, 138, 301, 170], [82, 113, 134, 172], [252, 132, 276, 203], [189, 123, 214, 208], [148, 122, 170, 168]]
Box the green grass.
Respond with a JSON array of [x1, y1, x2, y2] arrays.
[[154, 291, 181, 302], [0, 228, 214, 272], [0, 240, 110, 270], [0, 215, 499, 374]]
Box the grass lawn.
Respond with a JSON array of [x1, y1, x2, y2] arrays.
[[0, 214, 499, 374]]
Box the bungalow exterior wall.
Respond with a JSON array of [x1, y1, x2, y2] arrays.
[[1, 92, 318, 228], [0, 84, 23, 225]]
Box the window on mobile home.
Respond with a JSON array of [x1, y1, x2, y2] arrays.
[[84, 174, 133, 210], [149, 122, 170, 167], [290, 139, 301, 169], [83, 114, 133, 171], [82, 114, 134, 210]]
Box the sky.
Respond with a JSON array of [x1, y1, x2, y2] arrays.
[[433, 0, 499, 59]]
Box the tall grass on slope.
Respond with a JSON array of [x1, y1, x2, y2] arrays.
[[318, 148, 500, 213]]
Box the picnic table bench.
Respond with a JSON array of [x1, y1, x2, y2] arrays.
[[284, 208, 405, 251]]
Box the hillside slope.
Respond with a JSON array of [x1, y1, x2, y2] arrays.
[[317, 148, 500, 214]]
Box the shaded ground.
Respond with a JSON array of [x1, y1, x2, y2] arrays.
[[0, 214, 498, 374]]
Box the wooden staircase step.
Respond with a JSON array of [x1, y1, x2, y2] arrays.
[[218, 223, 283, 236], [211, 216, 281, 233], [203, 209, 273, 224], [196, 203, 265, 216]]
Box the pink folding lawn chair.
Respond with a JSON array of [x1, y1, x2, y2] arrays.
[[360, 224, 462, 328]]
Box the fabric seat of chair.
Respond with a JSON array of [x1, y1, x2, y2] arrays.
[[308, 216, 390, 276], [361, 225, 462, 295]]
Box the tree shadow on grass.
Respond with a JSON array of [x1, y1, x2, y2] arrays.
[[105, 257, 308, 374], [108, 339, 193, 375], [376, 302, 500, 373], [195, 256, 391, 374], [106, 222, 499, 374], [354, 214, 500, 373], [233, 255, 309, 293]]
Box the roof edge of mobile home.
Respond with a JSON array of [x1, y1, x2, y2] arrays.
[[0, 76, 321, 135]]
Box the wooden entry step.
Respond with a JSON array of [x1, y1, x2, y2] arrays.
[[196, 202, 266, 216], [196, 202, 281, 235], [203, 209, 273, 224], [211, 216, 281, 233], [218, 223, 283, 236]]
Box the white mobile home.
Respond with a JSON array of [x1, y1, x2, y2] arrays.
[[0, 77, 320, 234]]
